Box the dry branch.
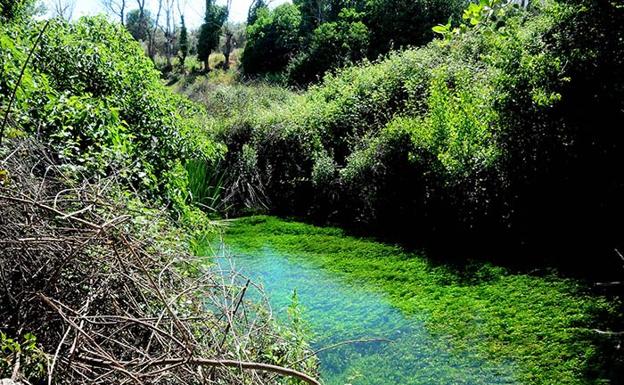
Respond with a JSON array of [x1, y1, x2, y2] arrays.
[[0, 138, 319, 384]]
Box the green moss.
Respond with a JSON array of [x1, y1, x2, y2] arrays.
[[211, 215, 618, 385]]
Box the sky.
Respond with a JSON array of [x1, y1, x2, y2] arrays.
[[43, 0, 290, 27]]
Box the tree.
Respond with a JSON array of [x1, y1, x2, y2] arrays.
[[100, 0, 126, 24], [135, 0, 146, 17], [241, 3, 302, 75], [365, 0, 466, 57], [53, 0, 76, 21], [161, 0, 176, 69], [178, 14, 189, 68], [0, 0, 39, 23], [126, 8, 152, 41], [127, 0, 162, 61], [222, 25, 235, 70], [197, 0, 227, 72], [287, 8, 369, 85], [147, 0, 163, 61], [247, 0, 267, 25], [293, 0, 359, 35], [222, 0, 234, 70], [293, 0, 323, 35]]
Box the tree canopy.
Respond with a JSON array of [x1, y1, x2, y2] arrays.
[[242, 0, 467, 85], [179, 14, 189, 66], [125, 8, 153, 41], [241, 3, 302, 75]]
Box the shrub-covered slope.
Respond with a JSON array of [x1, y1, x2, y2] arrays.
[[1, 14, 222, 217], [216, 0, 624, 269]]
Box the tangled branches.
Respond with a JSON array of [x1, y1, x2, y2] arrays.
[[0, 139, 319, 385]]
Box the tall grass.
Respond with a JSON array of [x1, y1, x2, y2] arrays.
[[185, 158, 228, 214], [182, 79, 297, 121]]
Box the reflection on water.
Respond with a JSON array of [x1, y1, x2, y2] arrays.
[[217, 245, 518, 385]]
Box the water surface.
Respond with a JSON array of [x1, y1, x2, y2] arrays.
[[215, 244, 518, 385], [206, 216, 612, 385]]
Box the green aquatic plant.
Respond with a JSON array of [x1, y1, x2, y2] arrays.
[[208, 216, 620, 385]]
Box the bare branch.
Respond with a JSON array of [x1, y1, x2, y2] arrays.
[[0, 138, 320, 385]]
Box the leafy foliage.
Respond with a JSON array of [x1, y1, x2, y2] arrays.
[[247, 0, 268, 25], [179, 14, 189, 66], [242, 0, 467, 85], [218, 0, 624, 267], [241, 3, 303, 76], [0, 0, 37, 24], [125, 8, 153, 41], [286, 8, 370, 85], [0, 16, 223, 216], [366, 0, 467, 56], [0, 332, 46, 382]]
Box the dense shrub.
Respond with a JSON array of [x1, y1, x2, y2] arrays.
[[219, 0, 624, 267], [1, 16, 222, 212], [338, 121, 439, 230], [489, 0, 624, 260]]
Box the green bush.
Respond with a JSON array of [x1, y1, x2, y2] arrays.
[[1, 17, 223, 214], [338, 119, 439, 227], [219, 0, 624, 263]]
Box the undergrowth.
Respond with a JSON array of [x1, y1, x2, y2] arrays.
[[204, 0, 624, 270]]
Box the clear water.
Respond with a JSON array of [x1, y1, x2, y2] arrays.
[[216, 244, 518, 385]]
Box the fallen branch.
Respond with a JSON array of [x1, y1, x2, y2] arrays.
[[76, 356, 322, 385], [0, 138, 320, 384], [592, 329, 624, 337]]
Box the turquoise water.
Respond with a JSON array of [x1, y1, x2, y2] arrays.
[[216, 243, 518, 385]]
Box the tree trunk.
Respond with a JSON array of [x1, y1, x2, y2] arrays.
[[223, 52, 230, 70], [148, 0, 163, 63], [166, 48, 172, 69], [223, 31, 233, 71], [120, 0, 125, 24]]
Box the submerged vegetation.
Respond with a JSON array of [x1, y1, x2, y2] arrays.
[[218, 216, 621, 385]]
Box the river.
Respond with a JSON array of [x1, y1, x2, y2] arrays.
[[205, 216, 611, 385]]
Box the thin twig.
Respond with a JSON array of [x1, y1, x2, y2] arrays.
[[0, 21, 50, 145]]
